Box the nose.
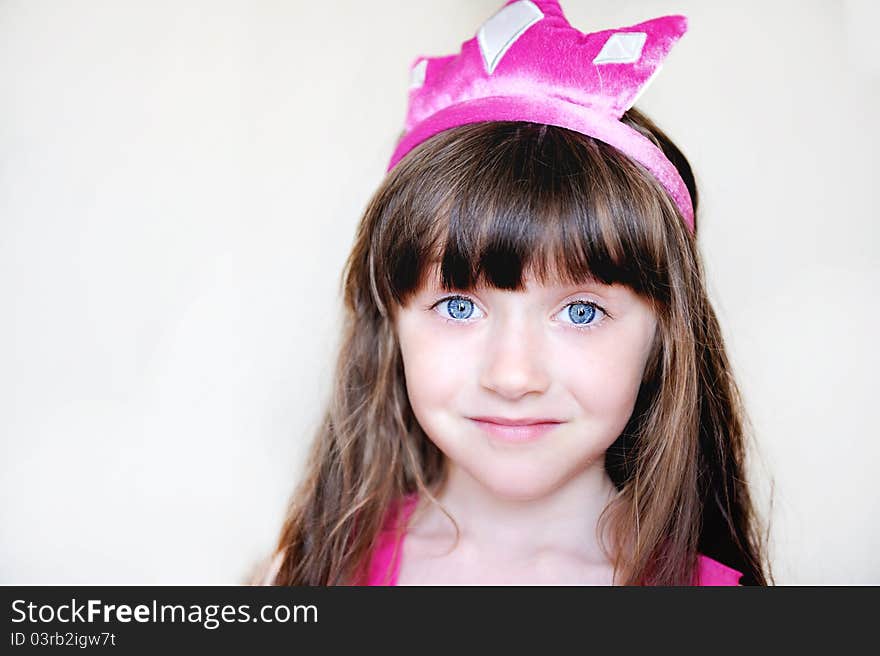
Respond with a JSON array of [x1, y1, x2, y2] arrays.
[[478, 314, 551, 400]]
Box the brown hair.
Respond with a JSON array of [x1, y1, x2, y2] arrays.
[[264, 107, 772, 585]]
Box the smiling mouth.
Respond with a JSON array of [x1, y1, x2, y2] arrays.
[[468, 418, 563, 443], [469, 415, 564, 426]]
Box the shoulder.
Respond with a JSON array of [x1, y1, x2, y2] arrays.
[[365, 493, 420, 585], [696, 554, 744, 586]]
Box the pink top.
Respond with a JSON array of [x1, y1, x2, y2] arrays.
[[366, 493, 743, 586]]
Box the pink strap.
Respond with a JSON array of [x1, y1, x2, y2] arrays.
[[365, 494, 743, 585], [695, 554, 744, 586], [365, 494, 420, 585]]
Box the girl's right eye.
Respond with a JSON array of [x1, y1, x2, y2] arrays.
[[432, 295, 484, 323]]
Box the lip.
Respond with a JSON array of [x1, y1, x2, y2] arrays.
[[470, 416, 564, 426], [468, 417, 564, 443]]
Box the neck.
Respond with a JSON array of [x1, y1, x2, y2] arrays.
[[421, 458, 619, 565]]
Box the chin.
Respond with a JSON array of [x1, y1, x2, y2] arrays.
[[469, 462, 566, 502]]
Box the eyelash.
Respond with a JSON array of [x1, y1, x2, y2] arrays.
[[429, 294, 612, 331]]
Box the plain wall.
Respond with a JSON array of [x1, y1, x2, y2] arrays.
[[1, 0, 877, 583]]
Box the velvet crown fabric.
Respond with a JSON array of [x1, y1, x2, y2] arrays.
[[386, 0, 694, 231]]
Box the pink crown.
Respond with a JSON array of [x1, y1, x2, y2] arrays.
[[386, 0, 694, 231]]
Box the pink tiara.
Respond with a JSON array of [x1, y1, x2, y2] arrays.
[[386, 0, 694, 232]]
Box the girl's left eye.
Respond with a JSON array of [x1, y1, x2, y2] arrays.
[[559, 300, 608, 329], [431, 295, 610, 330]]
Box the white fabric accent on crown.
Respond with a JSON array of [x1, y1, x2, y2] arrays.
[[593, 31, 648, 65], [477, 0, 544, 75], [409, 59, 428, 89]]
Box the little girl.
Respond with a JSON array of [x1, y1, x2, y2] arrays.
[[261, 0, 770, 585]]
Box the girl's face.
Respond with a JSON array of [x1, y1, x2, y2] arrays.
[[394, 264, 658, 501]]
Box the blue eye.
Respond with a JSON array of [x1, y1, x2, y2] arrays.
[[446, 297, 475, 320], [568, 302, 595, 325], [431, 295, 609, 330], [562, 300, 607, 330], [430, 295, 483, 323]]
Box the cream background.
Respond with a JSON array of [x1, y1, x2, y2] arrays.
[[1, 0, 877, 583]]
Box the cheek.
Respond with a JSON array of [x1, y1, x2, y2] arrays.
[[397, 320, 472, 413], [554, 332, 649, 428]]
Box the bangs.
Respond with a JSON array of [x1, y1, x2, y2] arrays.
[[373, 122, 678, 308]]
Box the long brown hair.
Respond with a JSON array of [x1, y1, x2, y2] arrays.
[[265, 107, 772, 585]]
